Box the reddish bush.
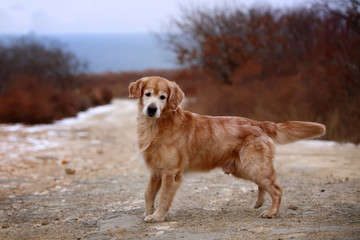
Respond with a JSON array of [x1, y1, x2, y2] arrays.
[[0, 76, 85, 123]]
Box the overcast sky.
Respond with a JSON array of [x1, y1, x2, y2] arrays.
[[0, 0, 316, 34]]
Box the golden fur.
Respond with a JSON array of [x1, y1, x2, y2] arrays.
[[128, 76, 326, 223]]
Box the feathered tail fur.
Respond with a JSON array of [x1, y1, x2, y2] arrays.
[[262, 121, 326, 144]]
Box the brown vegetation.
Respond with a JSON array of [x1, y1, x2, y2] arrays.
[[160, 0, 360, 143]]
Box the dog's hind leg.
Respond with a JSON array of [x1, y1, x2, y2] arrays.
[[235, 137, 282, 218], [144, 171, 182, 223], [144, 174, 162, 217], [257, 179, 282, 218], [247, 173, 282, 218], [252, 186, 266, 209], [250, 163, 282, 218], [253, 148, 282, 218]]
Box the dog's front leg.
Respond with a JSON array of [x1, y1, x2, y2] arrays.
[[144, 171, 182, 223], [144, 174, 162, 217]]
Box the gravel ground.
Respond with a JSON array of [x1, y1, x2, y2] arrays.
[[0, 99, 359, 240]]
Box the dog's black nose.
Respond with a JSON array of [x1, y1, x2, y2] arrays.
[[147, 105, 157, 117]]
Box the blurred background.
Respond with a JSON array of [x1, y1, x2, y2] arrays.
[[0, 0, 359, 143]]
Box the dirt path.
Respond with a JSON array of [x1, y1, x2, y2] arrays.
[[0, 99, 359, 240]]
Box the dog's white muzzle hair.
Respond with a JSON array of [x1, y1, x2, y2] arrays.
[[142, 97, 162, 118]]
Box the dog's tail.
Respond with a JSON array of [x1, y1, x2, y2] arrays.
[[261, 121, 326, 144]]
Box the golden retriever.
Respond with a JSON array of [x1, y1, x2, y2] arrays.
[[128, 76, 326, 223]]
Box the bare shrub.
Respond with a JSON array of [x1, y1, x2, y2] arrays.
[[161, 0, 360, 143]]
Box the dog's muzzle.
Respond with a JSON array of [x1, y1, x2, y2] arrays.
[[147, 105, 158, 118]]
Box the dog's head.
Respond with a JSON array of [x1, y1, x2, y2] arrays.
[[128, 76, 184, 118]]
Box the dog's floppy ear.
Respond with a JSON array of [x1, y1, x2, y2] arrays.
[[169, 81, 185, 110], [129, 78, 145, 98]]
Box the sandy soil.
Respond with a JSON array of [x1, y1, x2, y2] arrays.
[[0, 99, 359, 240]]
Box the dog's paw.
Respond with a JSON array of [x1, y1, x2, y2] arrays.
[[260, 210, 277, 218], [144, 214, 165, 223]]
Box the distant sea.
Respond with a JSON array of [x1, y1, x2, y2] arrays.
[[0, 33, 178, 73]]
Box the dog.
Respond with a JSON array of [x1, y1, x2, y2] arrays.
[[128, 76, 326, 223]]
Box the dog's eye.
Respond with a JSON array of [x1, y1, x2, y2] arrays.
[[160, 95, 166, 100], [145, 92, 151, 97]]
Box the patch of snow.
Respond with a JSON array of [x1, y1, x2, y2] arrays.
[[0, 124, 23, 132], [55, 104, 115, 125], [0, 123, 51, 133], [22, 125, 52, 133], [24, 137, 59, 151], [54, 99, 137, 126]]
